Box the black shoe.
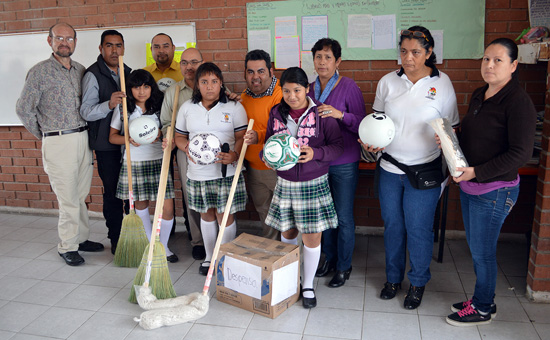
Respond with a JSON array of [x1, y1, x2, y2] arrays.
[[446, 304, 492, 326], [167, 254, 179, 263], [404, 285, 425, 310], [59, 251, 85, 266], [192, 245, 206, 260], [302, 288, 317, 308], [315, 257, 336, 277], [328, 266, 352, 288], [199, 261, 210, 276], [451, 299, 497, 316], [78, 240, 104, 252], [380, 282, 401, 300]]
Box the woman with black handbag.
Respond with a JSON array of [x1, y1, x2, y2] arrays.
[[361, 26, 459, 309]]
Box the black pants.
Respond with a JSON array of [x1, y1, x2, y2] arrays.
[[95, 150, 128, 247]]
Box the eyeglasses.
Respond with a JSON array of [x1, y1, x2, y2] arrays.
[[180, 60, 203, 66], [400, 30, 429, 42], [51, 36, 75, 43]]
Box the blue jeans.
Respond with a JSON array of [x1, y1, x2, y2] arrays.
[[379, 168, 440, 287], [322, 161, 359, 271], [460, 185, 519, 313]]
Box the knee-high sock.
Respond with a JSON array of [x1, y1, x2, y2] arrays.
[[303, 244, 321, 298], [200, 219, 218, 262], [160, 218, 174, 256], [281, 234, 298, 245], [221, 220, 236, 244], [136, 208, 152, 241]]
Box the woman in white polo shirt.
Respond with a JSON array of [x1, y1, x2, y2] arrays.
[[362, 26, 459, 310], [174, 62, 249, 275]]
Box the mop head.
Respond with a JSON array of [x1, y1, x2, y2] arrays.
[[134, 289, 209, 330], [114, 211, 148, 267], [129, 240, 176, 303]]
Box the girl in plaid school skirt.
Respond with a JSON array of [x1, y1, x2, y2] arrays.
[[263, 67, 344, 308], [109, 69, 178, 262], [174, 63, 249, 275]]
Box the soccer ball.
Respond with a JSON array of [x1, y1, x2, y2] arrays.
[[263, 134, 301, 171], [358, 113, 395, 148], [129, 116, 159, 145], [188, 133, 222, 165]]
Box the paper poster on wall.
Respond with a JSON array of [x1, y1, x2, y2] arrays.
[[275, 36, 300, 69], [431, 30, 444, 64], [301, 15, 328, 50], [372, 14, 396, 50], [347, 14, 372, 48], [275, 16, 297, 37], [248, 30, 272, 55], [300, 51, 317, 83], [529, 0, 550, 28]]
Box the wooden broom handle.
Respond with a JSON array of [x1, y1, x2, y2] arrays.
[[119, 56, 134, 210], [143, 87, 180, 287], [202, 119, 255, 295]]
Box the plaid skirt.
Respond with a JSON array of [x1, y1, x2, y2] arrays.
[[265, 174, 338, 234], [116, 159, 175, 202], [187, 173, 247, 214]]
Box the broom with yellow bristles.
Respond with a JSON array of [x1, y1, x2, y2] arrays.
[[128, 87, 180, 303], [114, 55, 148, 267]]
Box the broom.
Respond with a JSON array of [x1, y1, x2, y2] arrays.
[[114, 55, 148, 267], [133, 119, 255, 330], [129, 88, 181, 302]]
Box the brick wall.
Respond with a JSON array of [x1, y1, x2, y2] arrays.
[[0, 0, 547, 233], [528, 61, 550, 296]]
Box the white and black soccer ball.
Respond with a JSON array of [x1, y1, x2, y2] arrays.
[[358, 113, 395, 148], [188, 133, 222, 165]]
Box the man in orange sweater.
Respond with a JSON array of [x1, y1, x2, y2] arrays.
[[242, 50, 282, 239]]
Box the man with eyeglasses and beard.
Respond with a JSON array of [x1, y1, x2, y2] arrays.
[[16, 23, 103, 266]]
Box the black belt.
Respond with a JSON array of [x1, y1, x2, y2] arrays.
[[43, 126, 88, 137]]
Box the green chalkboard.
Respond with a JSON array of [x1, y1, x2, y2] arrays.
[[247, 0, 485, 61]]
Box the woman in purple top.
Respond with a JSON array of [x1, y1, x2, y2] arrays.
[[445, 38, 536, 327], [307, 38, 366, 288]]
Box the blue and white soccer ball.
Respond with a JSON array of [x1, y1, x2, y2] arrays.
[[263, 134, 301, 171], [188, 133, 222, 165]]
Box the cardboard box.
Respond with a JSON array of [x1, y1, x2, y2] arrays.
[[216, 233, 300, 318]]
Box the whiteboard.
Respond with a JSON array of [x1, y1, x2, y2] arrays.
[[0, 23, 196, 126]]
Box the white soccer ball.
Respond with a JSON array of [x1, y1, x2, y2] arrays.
[[263, 134, 301, 171], [129, 116, 159, 145], [188, 133, 222, 165], [358, 113, 395, 148]]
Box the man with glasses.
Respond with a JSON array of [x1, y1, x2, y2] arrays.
[[80, 30, 132, 255], [16, 23, 103, 266], [143, 33, 182, 92], [159, 47, 206, 261]]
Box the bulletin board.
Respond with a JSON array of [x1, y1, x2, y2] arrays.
[[247, 0, 485, 63], [1, 23, 196, 126]]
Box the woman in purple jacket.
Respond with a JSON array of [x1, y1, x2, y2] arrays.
[[264, 67, 344, 308], [308, 38, 366, 288]]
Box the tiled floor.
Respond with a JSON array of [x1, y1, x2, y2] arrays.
[[0, 211, 549, 340]]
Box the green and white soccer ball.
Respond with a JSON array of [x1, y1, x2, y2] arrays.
[[263, 134, 300, 171]]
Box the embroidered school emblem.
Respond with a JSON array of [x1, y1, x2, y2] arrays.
[[426, 87, 436, 100], [220, 112, 231, 123]]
